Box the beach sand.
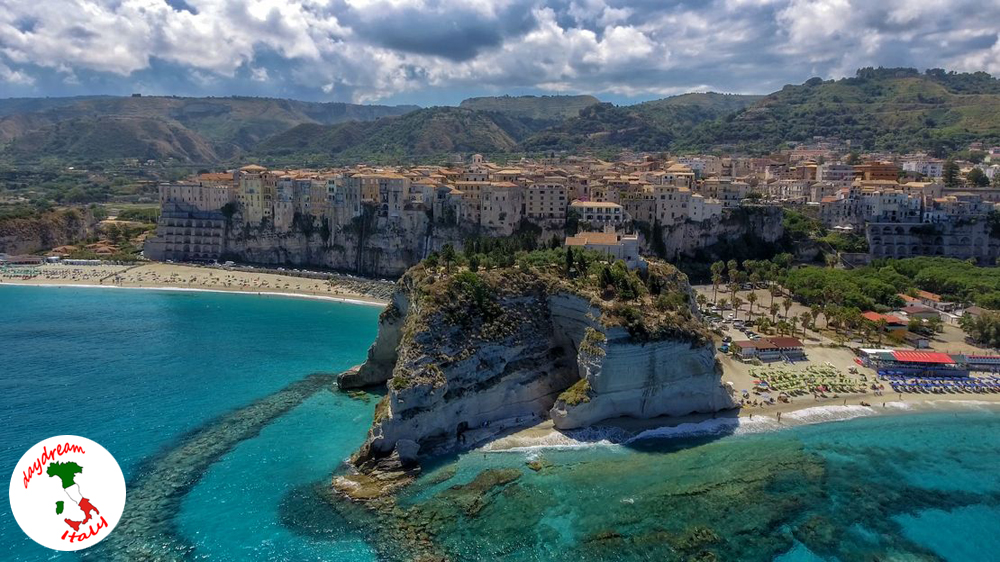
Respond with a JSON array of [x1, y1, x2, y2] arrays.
[[0, 262, 392, 306]]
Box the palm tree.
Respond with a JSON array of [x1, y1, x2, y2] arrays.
[[769, 285, 780, 308], [726, 259, 739, 283], [732, 296, 744, 321], [696, 293, 708, 311], [876, 318, 888, 345], [770, 303, 780, 323], [790, 317, 799, 337], [712, 273, 723, 304], [746, 292, 758, 319], [719, 298, 729, 312], [729, 283, 739, 309], [810, 305, 822, 329], [800, 311, 813, 335], [782, 298, 793, 319], [776, 320, 791, 336]]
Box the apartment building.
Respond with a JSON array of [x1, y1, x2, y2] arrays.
[[570, 200, 625, 225], [526, 181, 568, 221]]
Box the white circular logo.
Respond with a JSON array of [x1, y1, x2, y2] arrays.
[[8, 436, 126, 551]]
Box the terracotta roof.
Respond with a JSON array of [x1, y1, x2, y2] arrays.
[[765, 337, 803, 349], [862, 312, 905, 325]]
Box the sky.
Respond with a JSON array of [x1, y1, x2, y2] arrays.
[[0, 0, 999, 106]]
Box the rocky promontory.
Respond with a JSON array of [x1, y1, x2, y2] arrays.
[[339, 249, 735, 477]]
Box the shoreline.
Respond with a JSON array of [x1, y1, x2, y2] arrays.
[[0, 262, 391, 306], [482, 396, 1000, 452], [0, 281, 389, 307]]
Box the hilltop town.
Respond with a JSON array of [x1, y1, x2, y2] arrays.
[[142, 147, 1000, 272]]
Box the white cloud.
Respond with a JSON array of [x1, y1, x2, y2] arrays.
[[0, 0, 997, 102]]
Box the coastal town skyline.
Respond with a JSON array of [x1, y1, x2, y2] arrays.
[[2, 1, 1000, 105], [4, 2, 1000, 559]]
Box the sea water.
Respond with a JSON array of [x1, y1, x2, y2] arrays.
[[0, 286, 380, 561], [3, 286, 999, 561]]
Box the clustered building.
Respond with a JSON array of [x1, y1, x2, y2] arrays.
[[145, 145, 1000, 265], [145, 154, 734, 262]]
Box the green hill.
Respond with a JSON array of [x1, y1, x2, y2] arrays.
[[679, 68, 1000, 153], [520, 93, 761, 153], [459, 95, 601, 120], [6, 116, 220, 162], [0, 96, 418, 163], [255, 107, 532, 164]]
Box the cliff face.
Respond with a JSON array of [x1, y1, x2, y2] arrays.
[[346, 257, 735, 470], [221, 207, 489, 278], [659, 206, 784, 261], [0, 208, 95, 255]]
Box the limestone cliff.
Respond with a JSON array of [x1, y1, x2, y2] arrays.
[[658, 205, 784, 261], [346, 253, 735, 471], [221, 206, 494, 278]]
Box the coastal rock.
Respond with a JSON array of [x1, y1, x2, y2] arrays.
[[338, 291, 410, 389], [349, 257, 736, 471], [550, 334, 732, 428], [0, 208, 96, 255]]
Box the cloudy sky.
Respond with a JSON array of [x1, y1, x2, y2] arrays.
[[1, 0, 998, 106]]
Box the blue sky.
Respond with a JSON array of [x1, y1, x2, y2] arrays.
[[1, 0, 998, 106]]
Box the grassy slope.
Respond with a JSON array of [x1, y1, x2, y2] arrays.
[[459, 95, 601, 120], [680, 71, 1000, 153]]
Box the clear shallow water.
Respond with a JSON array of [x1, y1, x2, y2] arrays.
[[0, 286, 380, 561], [376, 410, 1000, 562], [3, 286, 999, 562]]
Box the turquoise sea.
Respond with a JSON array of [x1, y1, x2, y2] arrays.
[[2, 285, 999, 561]]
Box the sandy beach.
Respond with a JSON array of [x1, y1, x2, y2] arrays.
[[0, 262, 392, 306]]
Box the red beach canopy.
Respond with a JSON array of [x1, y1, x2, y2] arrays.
[[891, 351, 954, 364]]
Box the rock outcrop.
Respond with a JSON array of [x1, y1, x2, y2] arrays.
[[346, 254, 735, 473], [658, 205, 784, 261], [0, 208, 95, 255]]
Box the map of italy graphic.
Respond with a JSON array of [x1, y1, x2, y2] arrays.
[[45, 462, 100, 531]]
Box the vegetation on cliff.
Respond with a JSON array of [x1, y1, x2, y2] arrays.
[[386, 246, 709, 392]]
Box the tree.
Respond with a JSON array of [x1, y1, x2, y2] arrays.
[[727, 260, 739, 284], [468, 255, 480, 272], [732, 296, 744, 320], [943, 159, 960, 187], [790, 317, 799, 337], [712, 272, 723, 304], [993, 172, 1000, 188], [782, 298, 793, 319], [697, 293, 708, 310], [769, 285, 780, 308], [825, 252, 839, 268], [565, 247, 574, 277], [876, 318, 888, 344], [800, 311, 813, 334], [747, 292, 758, 318], [442, 244, 456, 273], [967, 168, 990, 187], [770, 303, 780, 323], [719, 298, 729, 312]]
